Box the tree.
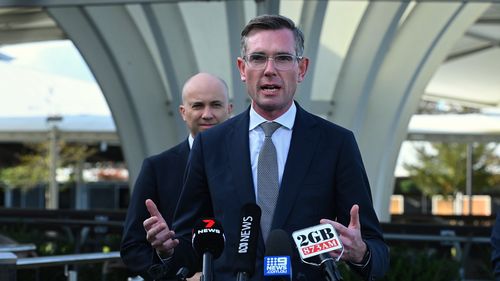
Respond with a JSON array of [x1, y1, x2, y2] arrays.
[[0, 142, 97, 191], [403, 142, 500, 197]]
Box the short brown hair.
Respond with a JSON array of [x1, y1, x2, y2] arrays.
[[240, 14, 305, 58]]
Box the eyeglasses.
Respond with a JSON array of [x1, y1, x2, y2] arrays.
[[243, 53, 302, 71]]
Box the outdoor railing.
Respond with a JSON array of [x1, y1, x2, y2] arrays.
[[0, 230, 493, 281], [0, 251, 121, 281]]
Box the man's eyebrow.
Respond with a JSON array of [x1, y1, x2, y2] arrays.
[[248, 51, 266, 55]]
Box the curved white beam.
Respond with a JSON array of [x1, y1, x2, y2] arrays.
[[334, 2, 490, 221], [295, 0, 328, 111], [146, 2, 199, 136], [256, 0, 279, 16], [329, 2, 409, 221], [48, 5, 181, 185], [225, 0, 250, 113]]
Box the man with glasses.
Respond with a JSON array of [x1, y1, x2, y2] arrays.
[[145, 14, 389, 281]]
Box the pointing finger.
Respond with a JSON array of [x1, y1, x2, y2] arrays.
[[349, 204, 361, 229], [146, 199, 163, 219]]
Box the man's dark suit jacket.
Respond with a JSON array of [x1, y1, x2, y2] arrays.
[[172, 103, 389, 281], [121, 140, 190, 280]]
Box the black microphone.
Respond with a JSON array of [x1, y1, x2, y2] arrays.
[[234, 203, 262, 281], [292, 224, 343, 281], [319, 253, 343, 281], [192, 218, 225, 281], [263, 229, 293, 281]]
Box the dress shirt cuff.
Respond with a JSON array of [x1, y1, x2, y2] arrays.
[[349, 246, 371, 269], [156, 250, 173, 264]]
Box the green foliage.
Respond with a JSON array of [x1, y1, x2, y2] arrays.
[[59, 142, 97, 168], [384, 246, 460, 281], [0, 142, 97, 191], [337, 246, 461, 281], [403, 142, 500, 196], [397, 178, 420, 195], [0, 143, 50, 191]]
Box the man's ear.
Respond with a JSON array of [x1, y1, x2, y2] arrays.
[[179, 105, 187, 121], [297, 57, 309, 83], [237, 57, 247, 82]]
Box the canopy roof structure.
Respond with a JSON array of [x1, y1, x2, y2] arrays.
[[0, 1, 499, 221], [408, 112, 500, 143], [1, 2, 499, 109], [2, 113, 499, 145]]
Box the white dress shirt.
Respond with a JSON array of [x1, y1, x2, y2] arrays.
[[188, 134, 194, 149], [249, 103, 296, 200]]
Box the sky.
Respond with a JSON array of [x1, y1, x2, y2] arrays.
[[0, 40, 111, 117], [0, 40, 95, 82]]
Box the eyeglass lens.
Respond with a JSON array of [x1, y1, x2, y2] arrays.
[[246, 54, 297, 70]]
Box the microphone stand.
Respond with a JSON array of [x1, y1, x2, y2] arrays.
[[319, 254, 343, 281], [200, 252, 213, 281], [236, 271, 249, 281]]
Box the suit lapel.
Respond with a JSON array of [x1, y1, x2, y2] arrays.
[[178, 139, 190, 165], [227, 109, 256, 205], [272, 105, 320, 230]]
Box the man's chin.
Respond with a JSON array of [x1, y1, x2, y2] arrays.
[[256, 100, 287, 111], [198, 125, 214, 131]]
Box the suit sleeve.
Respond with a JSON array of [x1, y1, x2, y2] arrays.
[[334, 131, 390, 280], [171, 134, 213, 276], [120, 158, 158, 280]]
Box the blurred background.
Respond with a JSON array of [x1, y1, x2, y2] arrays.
[[0, 1, 499, 280]]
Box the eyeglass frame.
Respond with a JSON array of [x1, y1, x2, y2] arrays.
[[242, 53, 304, 71]]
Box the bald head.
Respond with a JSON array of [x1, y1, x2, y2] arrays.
[[179, 73, 233, 137]]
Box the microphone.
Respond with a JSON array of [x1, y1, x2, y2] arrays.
[[292, 224, 343, 281], [192, 218, 225, 281], [234, 203, 262, 281], [263, 229, 293, 281], [319, 253, 343, 281]]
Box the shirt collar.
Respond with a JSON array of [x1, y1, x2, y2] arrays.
[[188, 134, 194, 149], [249, 102, 296, 131]]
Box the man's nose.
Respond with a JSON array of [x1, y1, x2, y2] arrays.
[[201, 107, 214, 119], [263, 58, 278, 75]]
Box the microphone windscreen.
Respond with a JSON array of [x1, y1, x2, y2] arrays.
[[265, 229, 292, 256], [192, 218, 225, 259], [264, 229, 293, 280], [234, 203, 262, 276]]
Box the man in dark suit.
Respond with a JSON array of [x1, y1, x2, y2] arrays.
[[145, 15, 389, 281], [120, 72, 233, 280]]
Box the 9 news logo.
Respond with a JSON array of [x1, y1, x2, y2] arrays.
[[292, 224, 343, 259], [264, 256, 291, 275]]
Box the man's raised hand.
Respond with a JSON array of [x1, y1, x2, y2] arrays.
[[143, 199, 179, 256], [320, 204, 367, 263]]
